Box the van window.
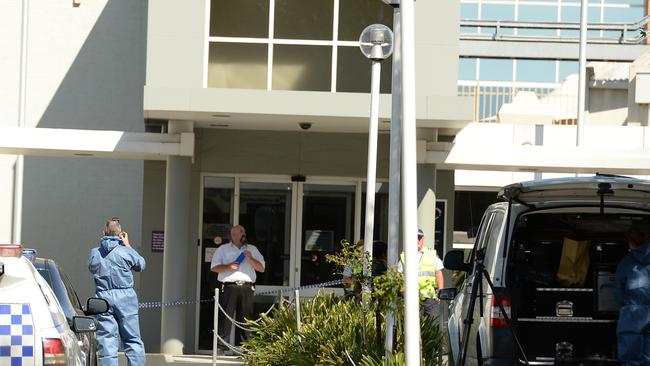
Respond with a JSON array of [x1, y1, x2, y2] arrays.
[[468, 211, 493, 270], [483, 211, 504, 273]]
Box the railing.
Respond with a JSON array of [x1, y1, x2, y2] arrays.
[[460, 15, 650, 44], [458, 80, 577, 123]]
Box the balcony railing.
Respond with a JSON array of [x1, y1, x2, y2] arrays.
[[458, 80, 577, 123], [460, 16, 650, 44]]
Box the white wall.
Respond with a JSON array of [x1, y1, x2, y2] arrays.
[[0, 0, 148, 300]]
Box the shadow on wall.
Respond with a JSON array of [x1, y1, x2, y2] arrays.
[[21, 0, 154, 350]]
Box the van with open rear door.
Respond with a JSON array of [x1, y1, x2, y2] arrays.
[[441, 175, 650, 365]]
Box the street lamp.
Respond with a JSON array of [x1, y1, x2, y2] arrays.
[[359, 24, 393, 288]]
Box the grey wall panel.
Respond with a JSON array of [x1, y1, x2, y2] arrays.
[[139, 161, 166, 353], [21, 157, 144, 300], [198, 129, 390, 178]]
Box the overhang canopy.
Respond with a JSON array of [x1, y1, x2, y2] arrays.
[[427, 122, 650, 175], [144, 87, 473, 134], [0, 127, 194, 160]]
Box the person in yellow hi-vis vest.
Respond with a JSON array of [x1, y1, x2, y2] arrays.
[[398, 228, 445, 319]]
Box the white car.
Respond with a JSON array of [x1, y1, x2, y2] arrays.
[[0, 244, 100, 366]]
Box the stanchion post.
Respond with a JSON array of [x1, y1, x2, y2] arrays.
[[213, 291, 219, 366], [294, 289, 301, 332], [278, 289, 283, 308]]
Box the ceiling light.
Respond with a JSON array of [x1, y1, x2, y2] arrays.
[[210, 124, 230, 128], [211, 114, 231, 118]]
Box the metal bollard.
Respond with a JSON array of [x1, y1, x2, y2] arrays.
[[213, 291, 219, 366], [294, 289, 301, 332]]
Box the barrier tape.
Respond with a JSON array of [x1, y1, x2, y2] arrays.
[[139, 298, 214, 309], [254, 279, 344, 296], [138, 279, 343, 309]]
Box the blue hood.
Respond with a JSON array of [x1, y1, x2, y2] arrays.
[[99, 236, 122, 256], [631, 242, 650, 265]]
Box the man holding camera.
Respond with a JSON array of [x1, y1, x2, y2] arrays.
[[89, 217, 146, 366], [210, 225, 265, 352]]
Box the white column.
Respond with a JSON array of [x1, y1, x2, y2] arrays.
[[400, 0, 421, 364], [576, 0, 588, 146], [161, 120, 194, 354], [385, 4, 402, 359]]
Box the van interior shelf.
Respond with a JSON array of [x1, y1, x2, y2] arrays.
[[519, 316, 616, 323], [535, 287, 593, 292]]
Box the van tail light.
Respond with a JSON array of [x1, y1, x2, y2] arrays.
[[490, 294, 512, 328], [43, 338, 67, 365], [0, 244, 23, 258]]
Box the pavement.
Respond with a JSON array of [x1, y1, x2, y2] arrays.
[[117, 353, 245, 366]]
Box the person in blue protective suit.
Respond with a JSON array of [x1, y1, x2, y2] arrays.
[[615, 223, 650, 365], [89, 218, 146, 366]]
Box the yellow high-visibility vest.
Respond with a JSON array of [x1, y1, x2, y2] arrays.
[[400, 247, 438, 299]]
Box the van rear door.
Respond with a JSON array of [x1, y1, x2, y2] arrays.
[[498, 176, 650, 210]]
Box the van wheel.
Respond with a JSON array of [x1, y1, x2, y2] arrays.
[[476, 337, 483, 366]]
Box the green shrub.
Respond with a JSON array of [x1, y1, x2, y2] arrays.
[[242, 281, 443, 365], [241, 240, 444, 365]]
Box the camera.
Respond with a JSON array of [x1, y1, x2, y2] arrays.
[[298, 122, 312, 130]]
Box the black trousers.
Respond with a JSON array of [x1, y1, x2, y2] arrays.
[[218, 283, 254, 347], [422, 298, 441, 320]]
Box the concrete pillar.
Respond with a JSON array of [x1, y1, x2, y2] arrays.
[[417, 163, 436, 250], [160, 120, 193, 354]]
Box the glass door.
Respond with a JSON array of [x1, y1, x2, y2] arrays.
[[197, 176, 234, 351], [196, 176, 294, 352], [297, 182, 356, 295]]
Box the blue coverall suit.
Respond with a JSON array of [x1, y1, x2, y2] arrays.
[[89, 236, 146, 366], [615, 241, 650, 365]]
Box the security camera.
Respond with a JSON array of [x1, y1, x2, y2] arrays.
[[299, 122, 312, 130]]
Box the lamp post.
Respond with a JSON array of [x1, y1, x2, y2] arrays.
[[359, 24, 394, 289]]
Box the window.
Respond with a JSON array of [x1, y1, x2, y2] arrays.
[[459, 58, 477, 81], [208, 43, 268, 89], [517, 60, 556, 83], [272, 45, 332, 91], [480, 59, 514, 82], [207, 0, 394, 93], [210, 0, 269, 37], [338, 0, 394, 41], [274, 0, 334, 40], [337, 46, 392, 93]]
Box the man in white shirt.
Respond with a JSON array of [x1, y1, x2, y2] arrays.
[[211, 225, 265, 350]]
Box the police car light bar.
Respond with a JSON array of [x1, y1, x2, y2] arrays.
[[0, 244, 24, 258]]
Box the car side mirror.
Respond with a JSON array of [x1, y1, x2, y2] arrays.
[[72, 316, 97, 333], [85, 298, 109, 315], [438, 287, 458, 301], [444, 250, 470, 272]]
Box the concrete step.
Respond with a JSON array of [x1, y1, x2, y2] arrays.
[[117, 353, 244, 366]]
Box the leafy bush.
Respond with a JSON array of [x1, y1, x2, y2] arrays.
[[242, 239, 444, 365], [242, 273, 444, 365]]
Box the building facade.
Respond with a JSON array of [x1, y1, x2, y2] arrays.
[[1, 0, 471, 354]]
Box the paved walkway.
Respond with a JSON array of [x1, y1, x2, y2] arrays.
[[118, 353, 245, 366]]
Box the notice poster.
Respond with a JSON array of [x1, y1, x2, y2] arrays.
[[435, 200, 446, 257], [304, 230, 334, 251], [151, 230, 164, 252]]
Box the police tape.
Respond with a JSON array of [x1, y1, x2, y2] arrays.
[[253, 279, 344, 296], [138, 279, 344, 309], [139, 298, 214, 309]]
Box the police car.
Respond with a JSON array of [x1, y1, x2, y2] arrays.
[[0, 244, 102, 366]]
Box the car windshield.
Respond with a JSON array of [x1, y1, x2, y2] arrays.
[[35, 261, 81, 322]]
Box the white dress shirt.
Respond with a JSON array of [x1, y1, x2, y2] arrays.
[[210, 242, 265, 283]]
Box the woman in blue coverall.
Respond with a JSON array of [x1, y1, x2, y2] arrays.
[[615, 224, 650, 365], [89, 219, 146, 366]]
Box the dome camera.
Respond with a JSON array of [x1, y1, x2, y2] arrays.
[[299, 122, 312, 130]]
